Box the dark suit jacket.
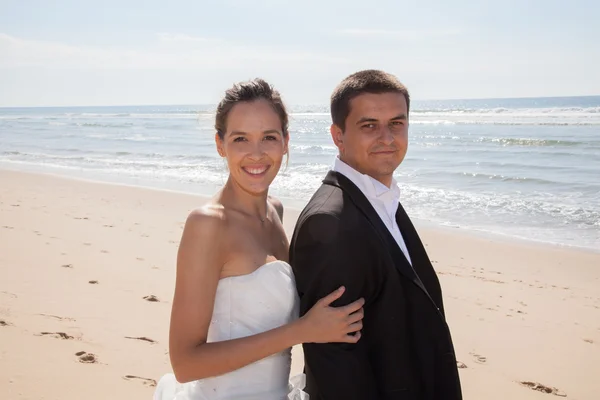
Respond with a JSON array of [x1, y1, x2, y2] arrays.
[[289, 171, 462, 400]]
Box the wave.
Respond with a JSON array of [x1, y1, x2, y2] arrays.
[[400, 184, 600, 230], [1, 150, 212, 163], [455, 172, 558, 185], [410, 135, 598, 149], [3, 105, 600, 126], [410, 120, 600, 126], [478, 137, 585, 146], [412, 106, 600, 115], [289, 144, 337, 153]]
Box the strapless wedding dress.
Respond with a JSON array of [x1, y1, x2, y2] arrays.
[[153, 260, 308, 400]]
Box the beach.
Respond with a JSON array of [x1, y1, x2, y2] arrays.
[[1, 169, 598, 399]]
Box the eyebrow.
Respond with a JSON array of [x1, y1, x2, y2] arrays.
[[356, 114, 408, 125], [230, 129, 282, 136]]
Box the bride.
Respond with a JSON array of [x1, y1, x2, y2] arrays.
[[153, 78, 365, 400]]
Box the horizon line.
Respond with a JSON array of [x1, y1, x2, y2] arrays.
[[1, 93, 599, 109]]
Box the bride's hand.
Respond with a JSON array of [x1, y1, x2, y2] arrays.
[[298, 286, 364, 344]]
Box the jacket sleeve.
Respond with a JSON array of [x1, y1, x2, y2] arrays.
[[290, 212, 384, 399]]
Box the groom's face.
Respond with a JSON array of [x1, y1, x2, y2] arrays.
[[331, 92, 408, 187]]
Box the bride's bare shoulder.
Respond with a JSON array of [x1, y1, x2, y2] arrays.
[[183, 203, 228, 236], [268, 196, 284, 222]]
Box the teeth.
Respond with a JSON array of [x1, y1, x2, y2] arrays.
[[244, 166, 268, 175]]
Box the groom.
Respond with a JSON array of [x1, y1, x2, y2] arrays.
[[289, 70, 462, 400]]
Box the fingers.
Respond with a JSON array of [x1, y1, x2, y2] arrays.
[[346, 308, 364, 324], [341, 331, 362, 343], [346, 320, 363, 333], [319, 286, 345, 306], [340, 297, 365, 314]]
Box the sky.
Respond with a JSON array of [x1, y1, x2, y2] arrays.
[[0, 0, 598, 107]]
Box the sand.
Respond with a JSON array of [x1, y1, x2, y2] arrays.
[[1, 169, 599, 399]]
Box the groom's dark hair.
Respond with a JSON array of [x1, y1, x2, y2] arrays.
[[330, 69, 410, 131]]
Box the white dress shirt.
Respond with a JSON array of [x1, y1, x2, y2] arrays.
[[333, 157, 412, 265]]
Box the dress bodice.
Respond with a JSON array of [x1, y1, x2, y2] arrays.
[[208, 260, 300, 344], [154, 260, 304, 400]]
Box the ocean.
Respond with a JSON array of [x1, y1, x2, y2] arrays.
[[1, 96, 599, 251]]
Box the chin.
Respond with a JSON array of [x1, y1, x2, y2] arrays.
[[372, 161, 400, 175], [238, 179, 274, 196]]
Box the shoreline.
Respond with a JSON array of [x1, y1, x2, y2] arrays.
[[2, 164, 598, 255]]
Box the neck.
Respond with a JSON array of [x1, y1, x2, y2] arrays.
[[377, 176, 393, 188], [338, 155, 393, 188], [219, 176, 269, 220]]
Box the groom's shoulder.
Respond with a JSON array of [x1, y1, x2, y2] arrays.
[[294, 182, 354, 239], [301, 182, 344, 218]]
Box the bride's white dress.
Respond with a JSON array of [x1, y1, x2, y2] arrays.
[[153, 260, 308, 400]]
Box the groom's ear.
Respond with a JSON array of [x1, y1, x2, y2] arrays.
[[330, 124, 344, 152]]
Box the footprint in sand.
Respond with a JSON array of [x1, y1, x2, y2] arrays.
[[143, 295, 159, 302], [88, 280, 99, 284], [37, 313, 77, 322], [470, 353, 487, 364], [520, 381, 566, 397], [125, 336, 157, 344], [75, 351, 98, 363], [61, 264, 74, 268], [0, 320, 10, 326], [100, 250, 109, 254], [83, 242, 92, 246], [103, 224, 114, 228], [583, 338, 594, 344], [39, 332, 74, 340], [456, 361, 467, 369], [123, 375, 157, 387], [2, 225, 14, 229]]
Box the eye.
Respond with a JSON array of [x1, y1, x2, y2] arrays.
[[361, 123, 376, 129], [264, 135, 279, 141], [232, 136, 247, 142], [391, 120, 404, 126]]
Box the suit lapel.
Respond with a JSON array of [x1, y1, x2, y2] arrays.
[[322, 171, 431, 297], [395, 202, 446, 313]]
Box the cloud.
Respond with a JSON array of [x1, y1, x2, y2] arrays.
[[156, 32, 216, 44], [335, 28, 462, 39], [0, 33, 350, 71]]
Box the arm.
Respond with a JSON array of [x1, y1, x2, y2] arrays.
[[169, 209, 362, 383], [291, 213, 383, 399]]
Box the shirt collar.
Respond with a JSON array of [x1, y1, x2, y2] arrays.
[[332, 157, 401, 205]]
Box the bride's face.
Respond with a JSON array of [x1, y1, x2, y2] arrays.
[[216, 99, 289, 195]]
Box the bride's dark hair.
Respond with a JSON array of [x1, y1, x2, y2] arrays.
[[215, 78, 289, 140]]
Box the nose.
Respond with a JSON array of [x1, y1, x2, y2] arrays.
[[247, 141, 266, 160], [379, 126, 394, 146]]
